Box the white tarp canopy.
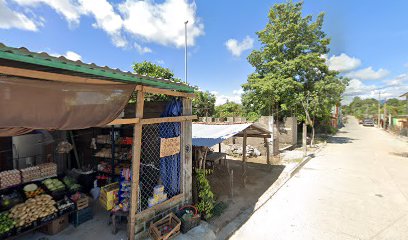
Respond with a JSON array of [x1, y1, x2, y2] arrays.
[[192, 123, 252, 147]]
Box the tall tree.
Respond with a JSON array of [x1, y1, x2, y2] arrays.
[[132, 62, 216, 116], [214, 101, 245, 118], [193, 90, 216, 117], [242, 1, 348, 144]]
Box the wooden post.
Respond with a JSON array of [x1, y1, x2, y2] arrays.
[[264, 137, 270, 165], [129, 90, 144, 240], [242, 130, 247, 187], [181, 98, 193, 203], [302, 123, 307, 157]]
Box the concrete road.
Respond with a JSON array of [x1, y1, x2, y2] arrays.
[[230, 117, 408, 240]]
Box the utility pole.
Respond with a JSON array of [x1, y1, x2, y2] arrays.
[[378, 91, 381, 128], [184, 20, 188, 84]]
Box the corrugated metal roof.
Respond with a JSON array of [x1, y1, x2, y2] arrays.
[[0, 43, 194, 92], [192, 123, 252, 147]]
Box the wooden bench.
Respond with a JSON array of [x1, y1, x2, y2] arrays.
[[205, 152, 228, 172]]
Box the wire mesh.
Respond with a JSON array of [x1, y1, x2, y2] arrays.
[[139, 122, 182, 212]]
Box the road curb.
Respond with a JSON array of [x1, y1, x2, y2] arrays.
[[216, 142, 327, 240]]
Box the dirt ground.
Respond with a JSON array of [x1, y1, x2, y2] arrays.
[[207, 158, 285, 232]]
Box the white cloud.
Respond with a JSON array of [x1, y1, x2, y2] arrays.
[[326, 53, 361, 72], [119, 0, 204, 48], [212, 88, 243, 106], [156, 59, 165, 65], [404, 62, 408, 68], [346, 67, 389, 80], [225, 36, 254, 57], [343, 75, 408, 104], [64, 51, 82, 61], [12, 0, 81, 25], [134, 43, 152, 54], [79, 0, 126, 47], [8, 0, 204, 51], [0, 0, 38, 31], [50, 51, 82, 61]]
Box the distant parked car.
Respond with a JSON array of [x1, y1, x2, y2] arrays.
[[363, 119, 374, 127]]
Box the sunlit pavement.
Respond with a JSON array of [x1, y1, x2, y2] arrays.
[[231, 117, 408, 240]]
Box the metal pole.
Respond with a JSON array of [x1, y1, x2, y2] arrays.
[[378, 91, 381, 128], [184, 20, 188, 84]]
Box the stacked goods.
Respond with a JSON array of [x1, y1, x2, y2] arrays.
[[0, 170, 21, 189], [99, 182, 119, 210], [148, 185, 168, 208], [42, 179, 65, 192], [38, 163, 57, 178], [23, 184, 44, 198], [21, 166, 41, 183], [9, 194, 57, 227], [0, 212, 15, 236]]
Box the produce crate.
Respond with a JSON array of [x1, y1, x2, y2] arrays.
[[70, 207, 93, 227], [99, 182, 119, 211], [16, 220, 38, 235], [38, 213, 58, 225], [56, 198, 75, 216], [0, 227, 15, 239], [75, 195, 89, 210], [149, 213, 181, 240], [40, 214, 69, 235], [175, 205, 201, 234]]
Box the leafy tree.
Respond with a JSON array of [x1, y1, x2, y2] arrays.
[[193, 90, 216, 117], [132, 62, 216, 117], [214, 101, 245, 118], [133, 61, 181, 82], [242, 1, 348, 144]]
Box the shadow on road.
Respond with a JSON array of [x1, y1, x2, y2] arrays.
[[327, 136, 356, 144], [390, 152, 408, 158]]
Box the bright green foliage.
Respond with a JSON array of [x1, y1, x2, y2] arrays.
[[193, 90, 216, 117], [345, 97, 406, 119], [133, 61, 181, 82], [195, 169, 214, 219], [214, 101, 245, 118], [242, 1, 348, 125]]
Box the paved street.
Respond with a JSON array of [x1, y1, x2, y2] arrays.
[[231, 117, 408, 240]]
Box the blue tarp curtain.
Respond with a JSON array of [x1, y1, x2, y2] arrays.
[[159, 98, 182, 197]]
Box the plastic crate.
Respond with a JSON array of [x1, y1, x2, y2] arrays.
[[70, 207, 93, 227]]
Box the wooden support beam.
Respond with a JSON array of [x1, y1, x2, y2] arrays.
[[242, 130, 247, 187], [235, 134, 272, 138], [135, 194, 184, 221], [0, 66, 121, 85], [106, 118, 140, 125], [181, 98, 193, 204], [129, 90, 144, 240], [264, 137, 270, 165], [140, 115, 197, 125], [138, 85, 195, 98]]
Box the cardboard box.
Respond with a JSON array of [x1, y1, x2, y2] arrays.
[[40, 214, 69, 235]]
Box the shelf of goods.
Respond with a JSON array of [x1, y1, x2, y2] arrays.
[[0, 163, 58, 191]]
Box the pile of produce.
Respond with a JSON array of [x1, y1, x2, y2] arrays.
[[23, 184, 44, 198], [62, 176, 81, 192], [0, 191, 24, 211], [42, 179, 65, 192], [9, 194, 56, 227], [21, 167, 41, 183], [0, 170, 21, 189], [56, 197, 75, 215], [0, 212, 15, 235], [38, 163, 57, 178]]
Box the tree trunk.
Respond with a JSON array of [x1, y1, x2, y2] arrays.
[[311, 124, 315, 147], [302, 123, 307, 157]]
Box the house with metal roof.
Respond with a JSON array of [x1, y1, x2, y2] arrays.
[[0, 43, 196, 240]]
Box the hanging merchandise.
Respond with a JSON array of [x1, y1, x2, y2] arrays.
[[159, 99, 182, 197], [114, 168, 131, 212]]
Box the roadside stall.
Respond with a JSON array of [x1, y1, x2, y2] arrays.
[[0, 43, 195, 240]]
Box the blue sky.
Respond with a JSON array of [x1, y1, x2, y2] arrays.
[[1, 0, 407, 104]]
